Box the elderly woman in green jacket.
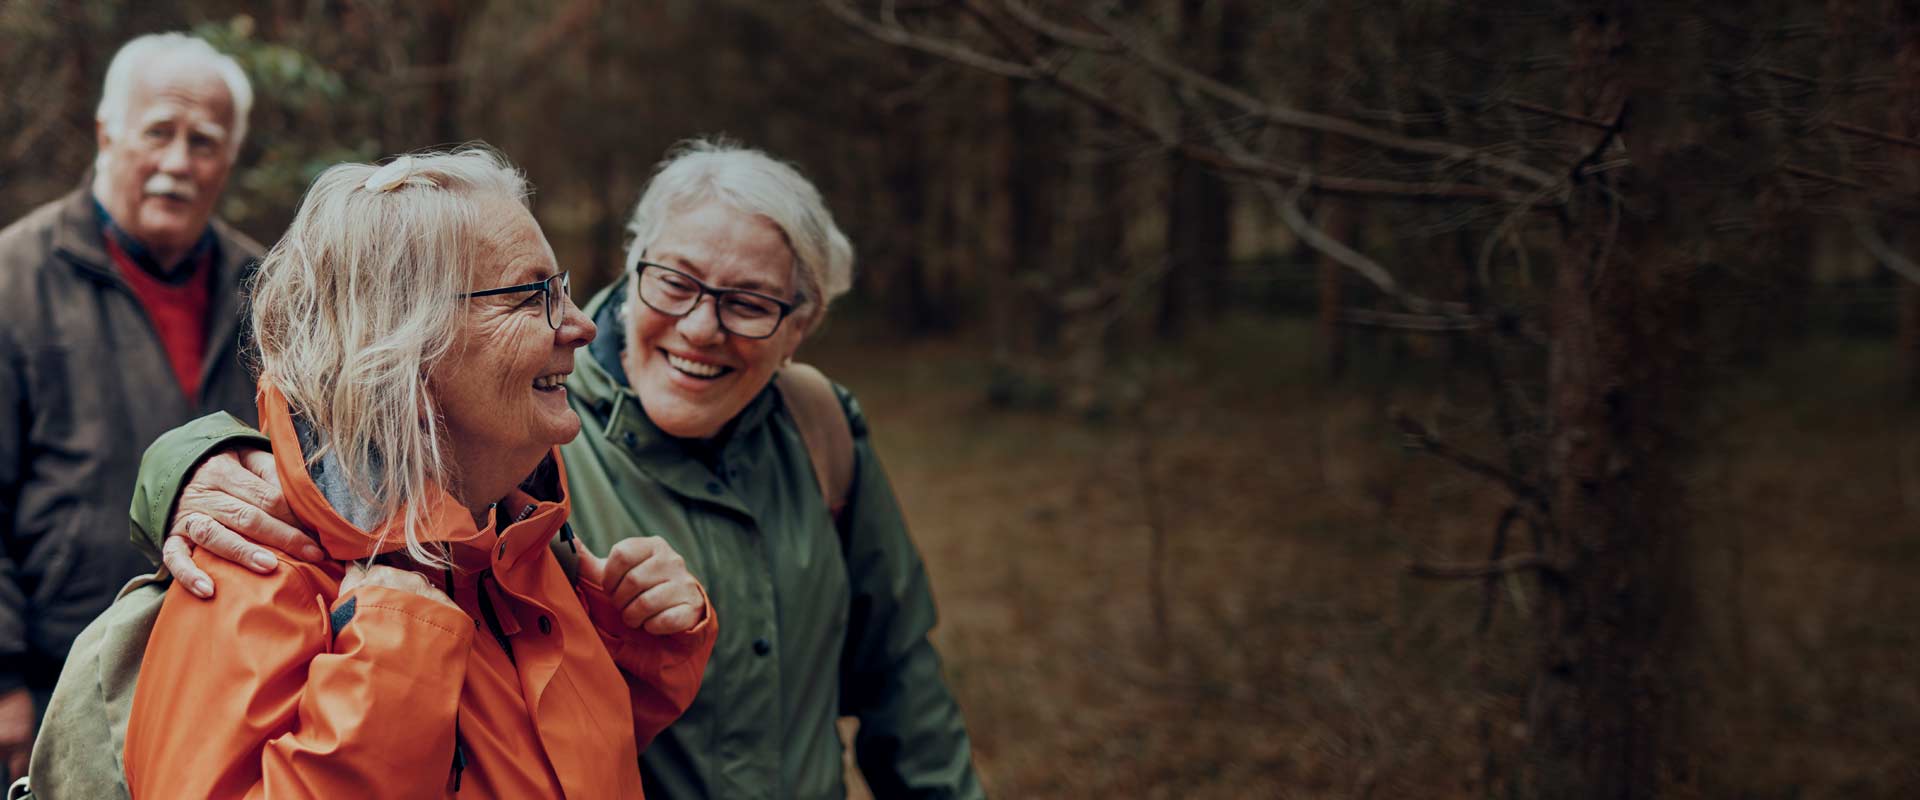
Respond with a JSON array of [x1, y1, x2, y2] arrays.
[[134, 139, 984, 799]]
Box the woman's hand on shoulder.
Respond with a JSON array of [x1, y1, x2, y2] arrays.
[[340, 563, 459, 611], [580, 537, 708, 635], [164, 446, 325, 599]]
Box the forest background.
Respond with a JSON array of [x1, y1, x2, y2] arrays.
[[4, 1, 1919, 798]]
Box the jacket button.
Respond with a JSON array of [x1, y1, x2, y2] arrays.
[[752, 638, 772, 656], [537, 616, 551, 634], [624, 431, 638, 448]]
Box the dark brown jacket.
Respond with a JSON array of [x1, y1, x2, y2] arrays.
[[0, 184, 260, 699]]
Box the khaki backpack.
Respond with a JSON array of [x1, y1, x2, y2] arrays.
[[9, 364, 854, 799]]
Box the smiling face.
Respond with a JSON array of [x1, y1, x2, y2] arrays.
[[431, 199, 596, 485], [94, 58, 236, 267], [622, 199, 808, 440]]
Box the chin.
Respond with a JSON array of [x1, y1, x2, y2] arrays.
[[650, 406, 724, 440]]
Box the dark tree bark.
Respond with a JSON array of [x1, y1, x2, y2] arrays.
[[421, 0, 472, 146], [1890, 1, 1920, 397], [1309, 2, 1355, 378], [1529, 4, 1706, 796]]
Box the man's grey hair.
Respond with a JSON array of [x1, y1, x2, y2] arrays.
[[250, 147, 529, 567], [623, 138, 854, 333], [96, 33, 254, 155]]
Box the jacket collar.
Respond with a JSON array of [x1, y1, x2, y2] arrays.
[[258, 382, 571, 564], [51, 180, 260, 395], [50, 179, 252, 286], [91, 195, 217, 279]]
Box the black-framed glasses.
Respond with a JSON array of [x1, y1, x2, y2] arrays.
[[633, 261, 796, 339], [463, 271, 571, 330]]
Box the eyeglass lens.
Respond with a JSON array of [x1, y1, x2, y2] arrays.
[[638, 265, 783, 338], [545, 273, 568, 329]]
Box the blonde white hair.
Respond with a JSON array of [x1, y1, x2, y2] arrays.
[[250, 147, 528, 567], [623, 138, 854, 332], [96, 33, 253, 156]]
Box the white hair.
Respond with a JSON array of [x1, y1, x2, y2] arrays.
[[250, 147, 529, 568], [623, 138, 854, 333], [96, 33, 254, 156]]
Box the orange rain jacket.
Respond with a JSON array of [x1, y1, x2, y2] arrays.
[[123, 384, 716, 798]]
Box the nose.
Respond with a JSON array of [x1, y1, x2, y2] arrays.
[[675, 294, 726, 345], [158, 135, 192, 174], [555, 288, 595, 348]]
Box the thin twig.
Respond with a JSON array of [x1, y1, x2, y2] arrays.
[[1830, 120, 1920, 152], [1391, 410, 1547, 506], [1408, 552, 1564, 580], [1502, 98, 1613, 130], [998, 0, 1119, 52], [1782, 163, 1870, 191], [1851, 213, 1920, 285], [1079, 8, 1566, 194], [819, 0, 1040, 78], [1339, 309, 1487, 331]]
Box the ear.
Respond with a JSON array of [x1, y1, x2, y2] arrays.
[[778, 326, 808, 364], [95, 118, 111, 153]]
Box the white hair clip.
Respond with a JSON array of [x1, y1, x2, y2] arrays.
[[362, 156, 437, 193]]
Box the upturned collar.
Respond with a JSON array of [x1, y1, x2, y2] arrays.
[[257, 381, 571, 566]]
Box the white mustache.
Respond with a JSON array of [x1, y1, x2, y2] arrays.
[[143, 174, 197, 202]]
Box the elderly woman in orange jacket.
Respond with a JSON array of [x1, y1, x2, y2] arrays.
[[121, 148, 716, 798]]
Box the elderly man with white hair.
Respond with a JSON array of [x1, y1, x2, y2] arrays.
[[0, 32, 261, 777]]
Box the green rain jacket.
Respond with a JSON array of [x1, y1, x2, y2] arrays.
[[128, 276, 984, 800]]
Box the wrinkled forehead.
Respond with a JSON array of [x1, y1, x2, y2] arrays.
[[126, 59, 236, 133], [643, 200, 799, 296], [474, 198, 557, 285]]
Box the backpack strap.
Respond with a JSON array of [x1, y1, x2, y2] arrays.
[[774, 362, 855, 517], [550, 522, 581, 585]]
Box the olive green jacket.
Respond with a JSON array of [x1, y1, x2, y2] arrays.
[[129, 278, 984, 800]]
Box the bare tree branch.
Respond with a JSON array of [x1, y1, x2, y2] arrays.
[[1409, 553, 1565, 580], [1340, 309, 1487, 331], [1392, 410, 1548, 506], [998, 0, 1119, 53], [1831, 120, 1920, 152], [821, 0, 1563, 205], [1784, 163, 1871, 190], [1503, 97, 1614, 130], [1078, 8, 1568, 194], [1852, 213, 1920, 285], [820, 0, 1039, 79]]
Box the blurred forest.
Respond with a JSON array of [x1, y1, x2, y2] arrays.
[[5, 1, 1920, 797]]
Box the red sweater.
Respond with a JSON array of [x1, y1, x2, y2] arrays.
[[103, 235, 211, 399]]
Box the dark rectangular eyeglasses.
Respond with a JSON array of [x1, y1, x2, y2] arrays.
[[462, 271, 571, 330], [632, 261, 796, 339]]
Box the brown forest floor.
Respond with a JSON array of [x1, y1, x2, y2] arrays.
[[803, 315, 1920, 799]]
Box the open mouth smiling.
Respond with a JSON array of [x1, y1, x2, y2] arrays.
[[664, 350, 733, 380], [533, 372, 568, 392]]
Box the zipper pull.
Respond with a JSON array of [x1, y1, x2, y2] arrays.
[[449, 719, 468, 792]]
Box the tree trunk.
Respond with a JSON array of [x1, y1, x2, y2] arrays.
[[421, 0, 471, 146], [1309, 1, 1354, 378], [1891, 1, 1920, 398], [1315, 202, 1352, 377], [1158, 0, 1239, 338], [1529, 4, 1704, 796]]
